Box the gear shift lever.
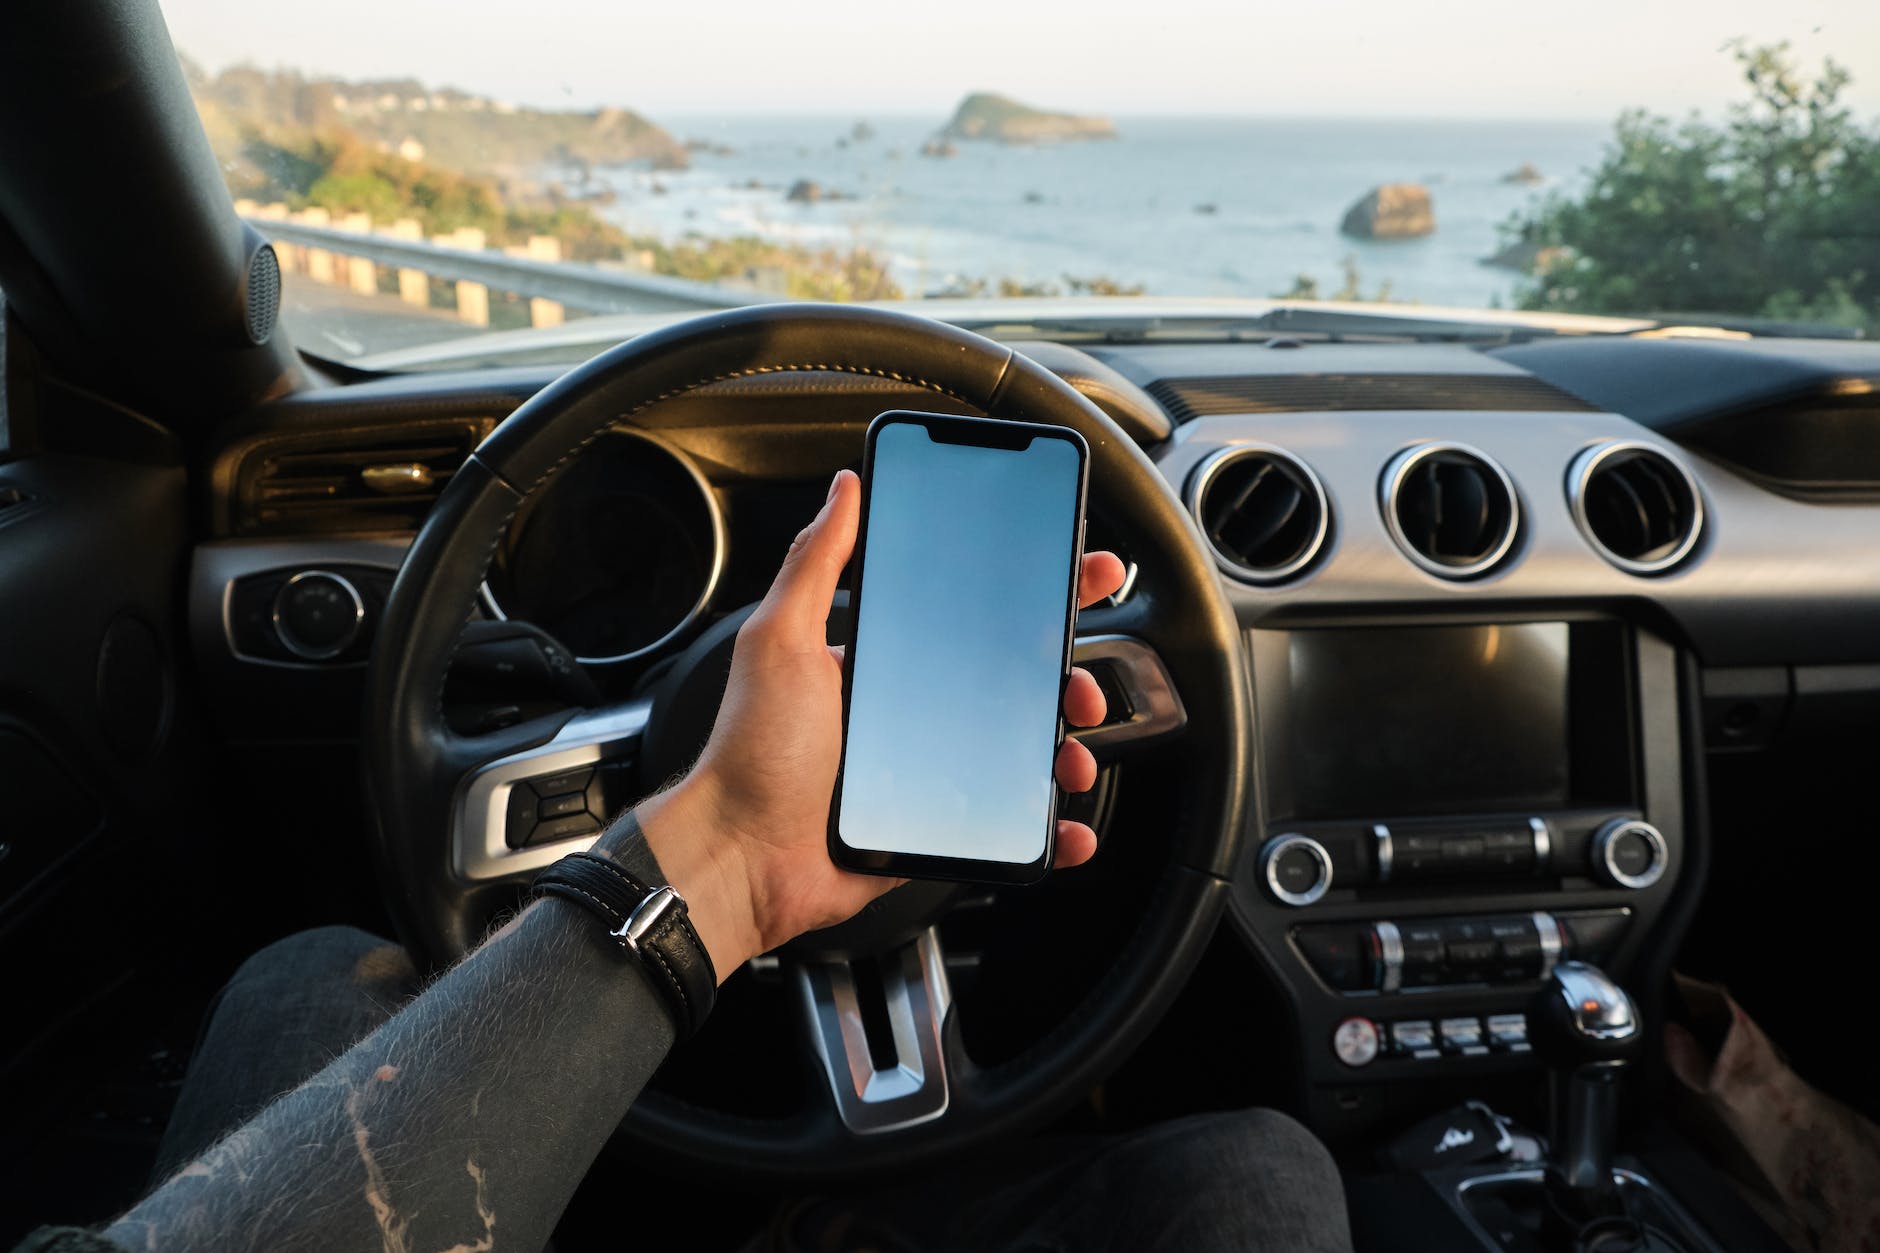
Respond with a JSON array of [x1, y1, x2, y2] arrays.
[[1529, 962, 1641, 1224]]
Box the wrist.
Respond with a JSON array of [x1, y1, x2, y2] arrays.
[[629, 773, 764, 980]]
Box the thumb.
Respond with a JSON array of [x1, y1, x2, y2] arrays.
[[764, 469, 859, 634]]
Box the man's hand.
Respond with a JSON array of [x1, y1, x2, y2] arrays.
[[638, 468, 1126, 976]]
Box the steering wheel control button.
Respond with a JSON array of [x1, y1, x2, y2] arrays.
[[271, 570, 365, 661], [1486, 1014, 1532, 1053], [505, 786, 540, 849], [531, 813, 602, 846], [537, 791, 589, 820], [533, 767, 594, 799], [1591, 819, 1669, 890], [1261, 834, 1333, 906], [1390, 1020, 1438, 1058], [1333, 1017, 1381, 1068], [1439, 1016, 1489, 1056]]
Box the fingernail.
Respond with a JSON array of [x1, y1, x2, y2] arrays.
[[825, 474, 842, 504]]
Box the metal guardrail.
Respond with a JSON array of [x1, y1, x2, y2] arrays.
[[250, 218, 776, 316]]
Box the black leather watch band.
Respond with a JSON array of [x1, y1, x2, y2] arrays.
[[532, 852, 717, 1037]]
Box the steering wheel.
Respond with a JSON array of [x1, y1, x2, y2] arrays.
[[364, 304, 1249, 1177]]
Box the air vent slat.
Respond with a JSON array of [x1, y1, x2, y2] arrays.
[[1382, 443, 1519, 579], [234, 419, 491, 536], [1570, 442, 1703, 575], [1149, 373, 1596, 422], [1188, 446, 1329, 584]]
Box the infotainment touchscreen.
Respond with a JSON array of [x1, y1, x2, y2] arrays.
[[1276, 622, 1572, 818]]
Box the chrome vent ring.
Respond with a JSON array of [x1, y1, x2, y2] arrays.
[[1187, 444, 1331, 585], [1568, 441, 1705, 575], [1380, 441, 1520, 579]]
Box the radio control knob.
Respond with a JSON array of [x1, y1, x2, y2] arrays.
[[272, 570, 365, 661], [1261, 834, 1333, 906], [1590, 819, 1668, 890]]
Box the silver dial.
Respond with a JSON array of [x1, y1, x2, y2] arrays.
[[1333, 1016, 1380, 1067], [1591, 819, 1668, 890], [271, 570, 365, 661]]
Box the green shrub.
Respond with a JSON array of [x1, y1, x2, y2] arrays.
[[1511, 43, 1878, 335]]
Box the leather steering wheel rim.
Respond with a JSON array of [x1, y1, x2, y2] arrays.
[[363, 303, 1250, 1177]]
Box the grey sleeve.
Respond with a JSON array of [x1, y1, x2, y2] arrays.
[[99, 813, 683, 1253]]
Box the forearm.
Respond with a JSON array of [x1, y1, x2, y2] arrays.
[[106, 821, 677, 1253]]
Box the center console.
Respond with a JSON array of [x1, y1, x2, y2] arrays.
[[1229, 617, 1689, 1138]]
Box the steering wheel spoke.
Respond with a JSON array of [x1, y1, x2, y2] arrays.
[[1070, 633, 1188, 760], [794, 928, 954, 1135], [449, 698, 651, 882]]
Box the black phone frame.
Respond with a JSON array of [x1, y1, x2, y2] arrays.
[[828, 410, 1090, 885]]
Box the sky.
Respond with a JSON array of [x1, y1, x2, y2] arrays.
[[839, 424, 1080, 865], [158, 0, 1880, 121]]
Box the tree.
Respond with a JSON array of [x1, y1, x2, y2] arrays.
[[1511, 43, 1879, 334]]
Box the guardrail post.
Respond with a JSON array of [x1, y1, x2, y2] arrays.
[[297, 207, 335, 283], [339, 213, 379, 294], [388, 219, 429, 306], [526, 236, 565, 326], [445, 227, 490, 326]]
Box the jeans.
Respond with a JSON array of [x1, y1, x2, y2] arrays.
[[153, 927, 1353, 1253]]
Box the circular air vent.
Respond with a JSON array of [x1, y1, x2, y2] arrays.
[[1569, 441, 1704, 575], [1381, 442, 1520, 579], [1188, 444, 1331, 584]]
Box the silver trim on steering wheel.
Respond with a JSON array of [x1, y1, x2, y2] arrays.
[[796, 928, 953, 1134], [452, 699, 650, 881]]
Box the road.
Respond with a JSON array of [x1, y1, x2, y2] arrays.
[[278, 272, 490, 360]]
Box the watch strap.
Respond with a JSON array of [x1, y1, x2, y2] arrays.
[[532, 851, 717, 1037]]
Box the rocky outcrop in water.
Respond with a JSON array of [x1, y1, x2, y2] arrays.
[[941, 93, 1116, 145], [1339, 184, 1436, 239]]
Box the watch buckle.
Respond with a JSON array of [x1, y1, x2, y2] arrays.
[[612, 885, 680, 958]]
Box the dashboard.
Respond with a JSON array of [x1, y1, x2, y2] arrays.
[[187, 326, 1880, 1140]]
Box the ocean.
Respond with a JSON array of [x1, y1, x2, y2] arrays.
[[591, 115, 1612, 310]]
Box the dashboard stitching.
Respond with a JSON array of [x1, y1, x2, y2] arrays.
[[432, 363, 975, 724]]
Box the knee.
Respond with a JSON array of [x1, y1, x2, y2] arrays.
[[227, 925, 415, 999], [1211, 1107, 1336, 1172], [1154, 1109, 1346, 1220]]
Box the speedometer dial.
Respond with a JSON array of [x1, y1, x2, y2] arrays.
[[483, 430, 724, 664]]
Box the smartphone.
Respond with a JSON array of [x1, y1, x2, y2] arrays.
[[830, 411, 1090, 884]]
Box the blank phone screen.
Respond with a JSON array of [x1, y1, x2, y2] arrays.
[[838, 421, 1083, 866]]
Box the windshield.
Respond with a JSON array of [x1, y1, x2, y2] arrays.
[[161, 0, 1880, 366]]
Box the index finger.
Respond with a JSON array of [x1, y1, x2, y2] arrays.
[[1079, 551, 1127, 609]]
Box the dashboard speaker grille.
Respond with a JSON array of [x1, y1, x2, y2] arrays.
[[1383, 443, 1519, 578], [244, 243, 281, 346], [1571, 443, 1703, 574], [1189, 446, 1329, 583], [1149, 373, 1596, 422]]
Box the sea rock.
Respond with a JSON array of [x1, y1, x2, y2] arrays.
[[852, 120, 875, 142], [919, 137, 958, 158], [1339, 184, 1435, 239], [1500, 162, 1545, 186], [786, 179, 823, 203], [1194, 202, 1219, 215], [1483, 240, 1569, 273], [941, 92, 1116, 145]]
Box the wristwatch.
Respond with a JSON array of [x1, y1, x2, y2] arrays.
[[531, 851, 717, 1036]]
